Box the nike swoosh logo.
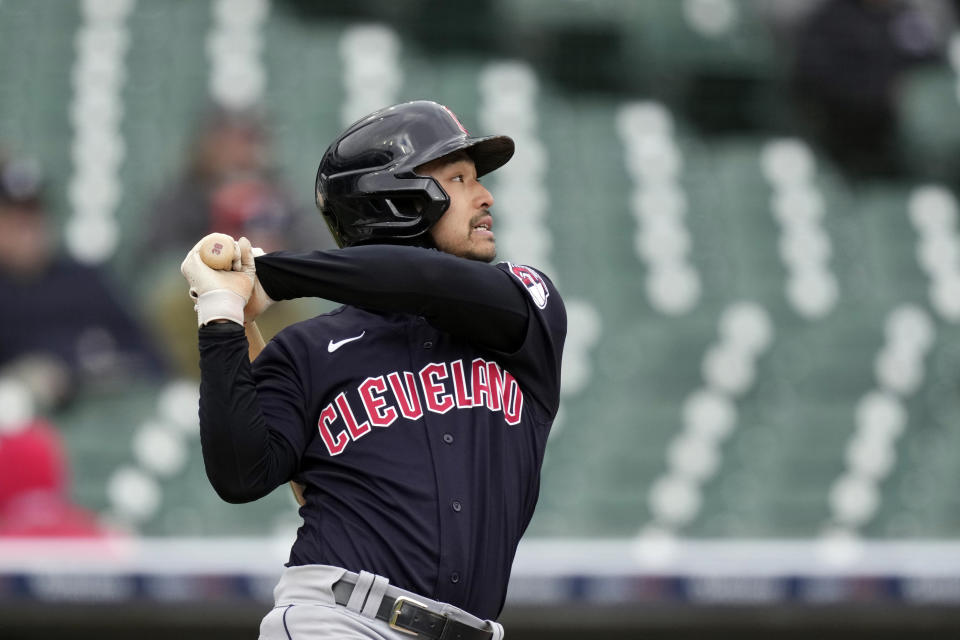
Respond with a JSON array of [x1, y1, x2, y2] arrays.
[[328, 331, 366, 353]]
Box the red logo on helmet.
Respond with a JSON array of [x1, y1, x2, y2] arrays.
[[441, 105, 469, 135]]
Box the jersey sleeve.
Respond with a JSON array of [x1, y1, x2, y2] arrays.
[[254, 245, 530, 353], [486, 263, 567, 417], [197, 323, 303, 503], [250, 327, 318, 455]]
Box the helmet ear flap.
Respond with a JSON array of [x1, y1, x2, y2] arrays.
[[319, 170, 450, 248], [355, 179, 449, 245], [316, 169, 348, 247]]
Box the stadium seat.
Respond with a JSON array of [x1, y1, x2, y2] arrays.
[[898, 65, 960, 185], [0, 1, 79, 213]]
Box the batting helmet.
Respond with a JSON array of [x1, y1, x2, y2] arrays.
[[315, 101, 514, 248]]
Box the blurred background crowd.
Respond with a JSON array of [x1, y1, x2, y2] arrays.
[[3, 0, 960, 637]]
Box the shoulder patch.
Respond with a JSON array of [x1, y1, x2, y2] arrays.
[[507, 263, 549, 309]]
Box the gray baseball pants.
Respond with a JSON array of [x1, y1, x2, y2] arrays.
[[258, 564, 505, 640]]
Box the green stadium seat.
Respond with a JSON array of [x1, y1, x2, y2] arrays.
[[898, 65, 960, 184], [0, 1, 80, 216], [627, 0, 780, 76]]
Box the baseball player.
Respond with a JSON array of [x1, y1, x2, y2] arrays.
[[180, 101, 566, 639]]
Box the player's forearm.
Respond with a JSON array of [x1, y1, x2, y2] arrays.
[[254, 245, 528, 351], [197, 322, 298, 503]]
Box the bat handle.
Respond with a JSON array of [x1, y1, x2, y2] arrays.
[[198, 233, 237, 270]]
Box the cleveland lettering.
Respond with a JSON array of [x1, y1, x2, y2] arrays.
[[316, 357, 523, 455]]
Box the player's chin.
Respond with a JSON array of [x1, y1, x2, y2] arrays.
[[464, 241, 497, 263], [475, 238, 497, 262]]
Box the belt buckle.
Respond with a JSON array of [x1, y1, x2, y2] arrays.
[[389, 595, 429, 636]]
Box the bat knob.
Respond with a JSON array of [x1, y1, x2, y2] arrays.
[[199, 233, 236, 270]]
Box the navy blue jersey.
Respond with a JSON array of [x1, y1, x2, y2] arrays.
[[196, 246, 565, 620]]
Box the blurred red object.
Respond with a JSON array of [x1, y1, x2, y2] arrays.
[[209, 177, 290, 253], [0, 419, 106, 537]]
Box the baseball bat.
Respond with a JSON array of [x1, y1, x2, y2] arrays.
[[198, 233, 237, 270]]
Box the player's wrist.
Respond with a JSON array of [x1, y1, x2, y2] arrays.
[[196, 289, 246, 327], [243, 280, 275, 324]]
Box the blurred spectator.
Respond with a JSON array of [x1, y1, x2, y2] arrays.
[[789, 0, 954, 178], [144, 105, 325, 259], [0, 154, 167, 409], [141, 106, 332, 376], [0, 418, 107, 538]]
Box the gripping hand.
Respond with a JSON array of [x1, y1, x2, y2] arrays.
[[180, 235, 256, 326]]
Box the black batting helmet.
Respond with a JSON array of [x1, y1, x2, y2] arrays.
[[315, 100, 514, 248]]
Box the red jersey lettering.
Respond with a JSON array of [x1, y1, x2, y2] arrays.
[[336, 392, 371, 440], [420, 362, 454, 414], [486, 361, 504, 412], [471, 358, 493, 410], [450, 360, 475, 408], [502, 371, 523, 425], [388, 371, 423, 420], [359, 376, 398, 428], [317, 403, 348, 455]]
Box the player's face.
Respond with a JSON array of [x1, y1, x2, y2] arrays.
[[419, 154, 496, 263]]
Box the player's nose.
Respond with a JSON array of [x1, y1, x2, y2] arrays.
[[475, 182, 494, 209]]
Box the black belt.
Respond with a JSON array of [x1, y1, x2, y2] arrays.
[[332, 578, 493, 640]]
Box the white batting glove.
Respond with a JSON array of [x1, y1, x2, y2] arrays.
[[244, 247, 275, 325], [180, 236, 256, 326]]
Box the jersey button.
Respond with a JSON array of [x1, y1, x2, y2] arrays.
[[452, 500, 462, 512], [450, 572, 460, 584], [442, 433, 454, 444], [423, 340, 433, 349]]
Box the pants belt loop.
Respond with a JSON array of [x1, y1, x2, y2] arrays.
[[361, 574, 390, 619], [346, 571, 375, 613]]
